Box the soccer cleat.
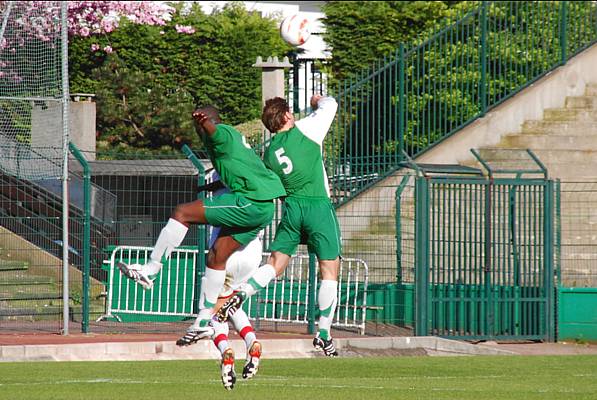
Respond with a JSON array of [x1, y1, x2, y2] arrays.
[[175, 325, 215, 347], [216, 291, 247, 323], [313, 334, 338, 357], [242, 341, 262, 379], [221, 348, 236, 390], [117, 262, 156, 290]]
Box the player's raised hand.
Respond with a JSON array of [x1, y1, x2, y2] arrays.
[[310, 94, 323, 110], [192, 109, 217, 136], [192, 110, 208, 124]]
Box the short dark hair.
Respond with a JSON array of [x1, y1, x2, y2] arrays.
[[262, 97, 289, 133], [195, 105, 221, 124]]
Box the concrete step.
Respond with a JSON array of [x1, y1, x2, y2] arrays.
[[499, 134, 597, 150], [585, 83, 597, 96], [559, 249, 597, 259], [472, 160, 597, 179], [0, 304, 82, 321], [344, 234, 396, 249], [0, 260, 28, 272], [543, 108, 597, 121], [0, 292, 64, 302], [0, 275, 54, 286], [521, 120, 597, 135], [565, 96, 597, 109], [477, 148, 597, 164]]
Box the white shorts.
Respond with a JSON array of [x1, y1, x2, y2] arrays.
[[219, 235, 262, 298]]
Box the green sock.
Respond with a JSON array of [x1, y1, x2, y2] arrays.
[[319, 329, 330, 341]]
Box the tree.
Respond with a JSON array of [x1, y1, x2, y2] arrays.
[[321, 1, 455, 82], [67, 2, 291, 154], [93, 58, 198, 155]]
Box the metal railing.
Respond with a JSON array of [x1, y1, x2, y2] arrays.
[[328, 1, 597, 205], [100, 246, 369, 334]]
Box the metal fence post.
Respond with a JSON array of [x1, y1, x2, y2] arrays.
[[484, 178, 493, 337], [555, 180, 561, 287], [414, 176, 430, 336], [68, 143, 90, 333], [308, 252, 317, 334], [544, 180, 555, 342], [291, 52, 300, 114], [181, 145, 206, 314], [480, 1, 488, 116], [398, 43, 405, 160], [560, 1, 568, 65], [395, 175, 411, 284]]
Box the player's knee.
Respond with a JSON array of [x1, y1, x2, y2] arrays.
[[319, 257, 340, 279], [207, 247, 230, 269], [207, 250, 226, 270], [269, 252, 290, 275]]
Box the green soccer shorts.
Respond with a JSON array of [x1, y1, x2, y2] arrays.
[[269, 196, 342, 260], [203, 192, 274, 245]]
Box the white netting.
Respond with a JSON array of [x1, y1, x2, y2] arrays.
[[0, 1, 67, 180]]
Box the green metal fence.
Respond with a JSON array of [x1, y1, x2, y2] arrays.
[[6, 146, 597, 339], [555, 181, 597, 341], [557, 182, 597, 288], [328, 1, 597, 206], [396, 153, 556, 341], [0, 144, 107, 333]]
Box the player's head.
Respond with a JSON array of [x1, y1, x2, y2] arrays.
[[193, 105, 221, 136], [262, 97, 293, 133]]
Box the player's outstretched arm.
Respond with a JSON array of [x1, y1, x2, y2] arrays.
[[296, 95, 338, 145], [192, 110, 217, 136]]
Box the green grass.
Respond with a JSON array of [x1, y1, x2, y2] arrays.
[[0, 356, 596, 400]]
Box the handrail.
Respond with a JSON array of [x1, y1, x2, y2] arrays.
[[328, 1, 597, 206]]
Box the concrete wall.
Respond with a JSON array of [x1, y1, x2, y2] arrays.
[[337, 43, 597, 236], [31, 96, 96, 160]]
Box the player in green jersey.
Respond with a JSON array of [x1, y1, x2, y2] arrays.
[[217, 95, 341, 357], [118, 105, 286, 343]]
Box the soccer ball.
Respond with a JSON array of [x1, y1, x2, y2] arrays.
[[280, 14, 311, 46]]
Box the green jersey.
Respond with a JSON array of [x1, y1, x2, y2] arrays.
[[263, 97, 338, 199], [204, 124, 286, 201]]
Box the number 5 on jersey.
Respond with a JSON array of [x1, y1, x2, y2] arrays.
[[275, 147, 293, 175]]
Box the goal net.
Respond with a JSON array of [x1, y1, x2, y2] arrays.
[[0, 1, 68, 180]]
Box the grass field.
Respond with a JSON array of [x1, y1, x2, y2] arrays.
[[1, 355, 596, 400]]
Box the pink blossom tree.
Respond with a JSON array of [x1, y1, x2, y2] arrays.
[[0, 1, 176, 50]]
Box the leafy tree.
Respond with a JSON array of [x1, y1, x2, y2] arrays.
[[93, 58, 198, 154], [321, 0, 597, 200], [321, 1, 457, 82], [68, 2, 290, 154]]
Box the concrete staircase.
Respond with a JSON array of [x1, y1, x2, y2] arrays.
[[475, 84, 597, 180], [0, 251, 67, 321], [340, 84, 597, 288], [468, 83, 597, 287], [0, 245, 105, 324]]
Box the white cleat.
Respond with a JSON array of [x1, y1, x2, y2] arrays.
[[221, 348, 236, 390], [117, 262, 156, 290], [242, 340, 262, 379]]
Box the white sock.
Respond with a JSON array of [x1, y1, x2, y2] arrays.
[[211, 319, 230, 355], [240, 264, 276, 297], [317, 280, 338, 341], [230, 309, 256, 349], [197, 268, 226, 321], [147, 218, 188, 275]]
